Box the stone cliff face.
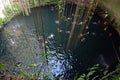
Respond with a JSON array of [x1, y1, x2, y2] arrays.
[[99, 0, 120, 35], [0, 0, 11, 18]]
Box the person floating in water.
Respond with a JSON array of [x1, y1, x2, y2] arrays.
[[48, 33, 55, 39], [57, 28, 63, 32]]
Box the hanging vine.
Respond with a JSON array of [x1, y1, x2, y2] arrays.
[[55, 0, 65, 52], [66, 0, 100, 51], [66, 0, 82, 51], [13, 0, 31, 16]]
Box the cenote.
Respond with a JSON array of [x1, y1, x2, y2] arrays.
[[0, 4, 120, 79]]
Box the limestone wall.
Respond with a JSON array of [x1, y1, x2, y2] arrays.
[[99, 0, 120, 35], [0, 0, 11, 18]]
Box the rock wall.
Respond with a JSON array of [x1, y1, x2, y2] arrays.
[[0, 0, 11, 18], [99, 0, 120, 35]]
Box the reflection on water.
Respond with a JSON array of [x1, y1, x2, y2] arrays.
[[0, 5, 120, 79]]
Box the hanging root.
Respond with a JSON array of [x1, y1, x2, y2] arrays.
[[13, 0, 31, 16]]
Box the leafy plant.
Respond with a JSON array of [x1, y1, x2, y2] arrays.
[[77, 64, 99, 80], [0, 63, 5, 70], [0, 18, 8, 25], [77, 63, 120, 80]]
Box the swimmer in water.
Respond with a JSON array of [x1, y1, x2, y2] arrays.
[[57, 28, 63, 32], [48, 33, 55, 38]]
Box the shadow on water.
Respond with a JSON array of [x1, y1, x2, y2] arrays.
[[70, 7, 120, 78], [0, 5, 120, 79]]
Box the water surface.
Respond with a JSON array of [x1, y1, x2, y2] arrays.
[[0, 5, 120, 79]]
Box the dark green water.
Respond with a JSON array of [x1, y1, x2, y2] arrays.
[[0, 5, 120, 79]]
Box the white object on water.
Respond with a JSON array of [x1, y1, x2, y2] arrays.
[[65, 17, 72, 22], [81, 38, 85, 42], [67, 17, 71, 20], [93, 22, 97, 24], [50, 7, 54, 11], [86, 26, 89, 29], [48, 33, 55, 39], [66, 31, 70, 34], [10, 39, 15, 45], [55, 20, 60, 24], [99, 54, 109, 69], [57, 28, 62, 32], [105, 11, 108, 14], [86, 32, 89, 35], [45, 40, 48, 44], [13, 29, 16, 32], [79, 22, 83, 25], [80, 34, 83, 37]]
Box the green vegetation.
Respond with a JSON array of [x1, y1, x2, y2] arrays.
[[1, 62, 120, 80], [0, 0, 58, 26], [77, 64, 120, 80], [0, 63, 5, 70], [0, 18, 8, 25]]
